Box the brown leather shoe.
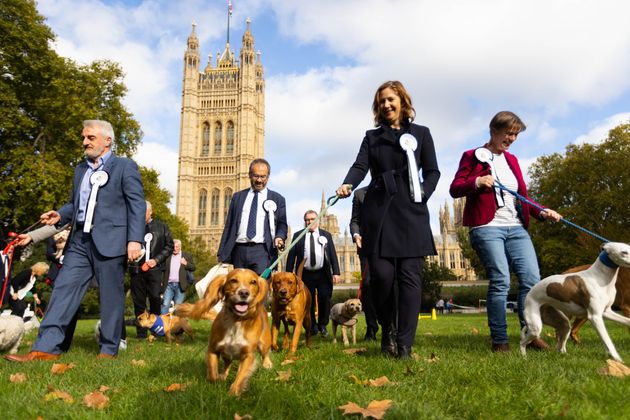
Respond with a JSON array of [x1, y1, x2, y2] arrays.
[[492, 343, 510, 353], [526, 338, 550, 351], [4, 351, 61, 363], [96, 353, 116, 360]]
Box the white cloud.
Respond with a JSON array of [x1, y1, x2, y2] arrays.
[[574, 113, 630, 145]]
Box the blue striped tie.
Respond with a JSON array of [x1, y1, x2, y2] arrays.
[[246, 191, 259, 240]]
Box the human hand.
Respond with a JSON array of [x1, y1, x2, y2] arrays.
[[147, 259, 157, 268], [11, 293, 18, 301], [181, 257, 187, 266], [541, 209, 562, 222], [15, 234, 33, 247], [127, 241, 142, 261], [335, 184, 352, 198], [475, 175, 495, 189], [40, 211, 60, 226], [275, 237, 285, 250], [354, 234, 362, 249], [34, 295, 41, 305], [332, 275, 340, 284]]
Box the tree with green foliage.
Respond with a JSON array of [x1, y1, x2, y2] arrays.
[[0, 0, 141, 230], [528, 122, 630, 277], [455, 226, 485, 279], [421, 260, 455, 309]]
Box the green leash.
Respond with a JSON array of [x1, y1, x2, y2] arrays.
[[261, 190, 349, 280]]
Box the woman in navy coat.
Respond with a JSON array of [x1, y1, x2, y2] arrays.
[[336, 81, 440, 358]]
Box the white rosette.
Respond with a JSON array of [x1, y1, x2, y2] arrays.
[[399, 134, 423, 203], [144, 233, 153, 261], [474, 147, 504, 208], [263, 199, 277, 242], [83, 171, 109, 233], [317, 235, 328, 248]]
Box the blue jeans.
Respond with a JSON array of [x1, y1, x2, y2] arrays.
[[470, 226, 540, 344], [161, 282, 185, 314]]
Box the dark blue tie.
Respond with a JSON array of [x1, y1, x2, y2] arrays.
[[246, 191, 259, 240], [310, 232, 316, 267]]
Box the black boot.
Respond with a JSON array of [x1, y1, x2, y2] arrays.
[[397, 345, 412, 360], [380, 323, 397, 356]]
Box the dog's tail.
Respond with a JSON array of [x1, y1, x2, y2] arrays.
[[176, 274, 226, 320]]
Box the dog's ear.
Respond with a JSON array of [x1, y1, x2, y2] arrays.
[[252, 276, 269, 307], [297, 259, 305, 280], [205, 274, 228, 307], [294, 274, 303, 294]]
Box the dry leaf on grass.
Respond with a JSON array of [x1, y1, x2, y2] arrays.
[[338, 400, 393, 419], [131, 359, 146, 367], [275, 369, 292, 382], [599, 359, 630, 377], [164, 383, 187, 392], [423, 332, 433, 336], [350, 375, 393, 387], [83, 391, 109, 409], [342, 347, 367, 355], [99, 385, 111, 393], [470, 327, 479, 335], [44, 385, 74, 404], [234, 413, 252, 420], [428, 352, 440, 363], [545, 331, 555, 338], [281, 356, 299, 365], [10, 373, 27, 383], [51, 363, 75, 374], [368, 376, 393, 387]]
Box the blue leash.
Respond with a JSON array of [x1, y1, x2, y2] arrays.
[[494, 180, 611, 243]]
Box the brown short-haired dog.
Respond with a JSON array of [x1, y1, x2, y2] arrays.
[[136, 311, 194, 344], [270, 271, 312, 355], [176, 268, 272, 396]]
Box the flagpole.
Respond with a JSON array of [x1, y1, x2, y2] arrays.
[[227, 0, 231, 44]]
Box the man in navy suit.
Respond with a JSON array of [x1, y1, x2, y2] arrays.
[[286, 210, 340, 337], [5, 120, 145, 362], [217, 158, 287, 276]]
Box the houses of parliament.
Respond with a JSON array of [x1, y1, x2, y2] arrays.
[[175, 21, 476, 282]]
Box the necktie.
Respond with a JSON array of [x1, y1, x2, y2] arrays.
[[309, 232, 316, 267], [246, 191, 259, 240]]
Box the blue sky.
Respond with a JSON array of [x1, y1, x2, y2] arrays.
[[37, 0, 630, 236]]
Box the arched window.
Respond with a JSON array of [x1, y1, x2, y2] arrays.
[[211, 189, 220, 225], [198, 189, 207, 226], [201, 122, 210, 156], [214, 121, 222, 154], [223, 188, 232, 224], [226, 121, 234, 154]]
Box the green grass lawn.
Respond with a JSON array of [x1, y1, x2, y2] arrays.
[[2, 313, 630, 419]]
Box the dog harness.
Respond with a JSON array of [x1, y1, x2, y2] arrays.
[[150, 317, 165, 336]]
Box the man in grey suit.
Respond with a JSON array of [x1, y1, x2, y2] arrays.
[[5, 120, 145, 362]]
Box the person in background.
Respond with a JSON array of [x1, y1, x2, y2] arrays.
[[129, 200, 173, 338], [217, 158, 287, 275], [161, 239, 195, 314], [286, 210, 340, 337], [5, 262, 49, 317], [449, 111, 562, 352], [350, 186, 379, 341]]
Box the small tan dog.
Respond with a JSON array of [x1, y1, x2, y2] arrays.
[[176, 268, 272, 396], [330, 298, 362, 346], [270, 271, 312, 354], [136, 311, 194, 344]]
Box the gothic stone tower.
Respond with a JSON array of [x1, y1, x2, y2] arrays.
[[176, 20, 265, 252]]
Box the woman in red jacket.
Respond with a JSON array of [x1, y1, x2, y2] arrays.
[[449, 111, 561, 352]]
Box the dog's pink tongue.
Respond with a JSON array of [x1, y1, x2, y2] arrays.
[[235, 303, 248, 313]]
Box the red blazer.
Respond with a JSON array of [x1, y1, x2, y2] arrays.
[[449, 147, 543, 228]]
